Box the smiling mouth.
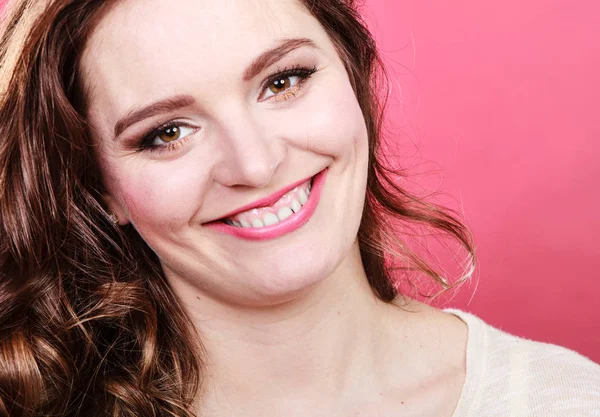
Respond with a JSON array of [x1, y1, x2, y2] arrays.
[[204, 168, 328, 240], [220, 177, 313, 229]]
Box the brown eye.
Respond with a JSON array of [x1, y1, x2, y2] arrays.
[[260, 66, 319, 101], [269, 77, 292, 94], [159, 126, 181, 143], [145, 124, 197, 148]]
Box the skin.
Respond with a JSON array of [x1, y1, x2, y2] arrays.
[[81, 0, 468, 415]]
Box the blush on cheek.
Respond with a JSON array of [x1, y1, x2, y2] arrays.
[[117, 162, 209, 228]]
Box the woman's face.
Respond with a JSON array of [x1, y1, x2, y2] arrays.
[[82, 0, 369, 306]]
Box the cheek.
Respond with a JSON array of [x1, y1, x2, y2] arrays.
[[300, 78, 368, 157], [107, 154, 210, 227]]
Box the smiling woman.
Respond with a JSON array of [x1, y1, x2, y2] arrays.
[[0, 0, 598, 416]]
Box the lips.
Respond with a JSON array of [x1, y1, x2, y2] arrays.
[[211, 174, 316, 223], [204, 168, 328, 241], [222, 178, 312, 228]]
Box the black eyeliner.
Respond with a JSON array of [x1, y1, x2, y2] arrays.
[[137, 120, 185, 151], [261, 64, 318, 93]]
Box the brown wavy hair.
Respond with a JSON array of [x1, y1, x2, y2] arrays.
[[0, 0, 475, 415]]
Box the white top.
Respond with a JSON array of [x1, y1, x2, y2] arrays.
[[444, 309, 600, 416]]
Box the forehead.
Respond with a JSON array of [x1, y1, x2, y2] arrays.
[[81, 0, 328, 134]]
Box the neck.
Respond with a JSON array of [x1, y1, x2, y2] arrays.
[[173, 242, 417, 416]]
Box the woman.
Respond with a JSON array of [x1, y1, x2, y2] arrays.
[[0, 0, 598, 416]]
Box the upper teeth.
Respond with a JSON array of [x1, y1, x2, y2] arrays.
[[224, 181, 312, 228]]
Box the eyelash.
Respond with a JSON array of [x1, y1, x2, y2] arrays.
[[259, 64, 318, 101], [136, 64, 319, 154]]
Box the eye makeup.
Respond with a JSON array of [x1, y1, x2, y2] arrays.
[[136, 120, 199, 154], [258, 64, 318, 101]]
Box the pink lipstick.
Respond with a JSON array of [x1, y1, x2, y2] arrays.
[[205, 168, 328, 241]]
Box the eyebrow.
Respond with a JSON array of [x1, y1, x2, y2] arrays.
[[243, 37, 317, 81], [113, 37, 318, 139], [113, 95, 196, 138]]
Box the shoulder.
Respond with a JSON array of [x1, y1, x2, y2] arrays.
[[444, 309, 600, 416]]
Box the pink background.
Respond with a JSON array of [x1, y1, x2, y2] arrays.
[[1, 0, 598, 362], [364, 0, 599, 362]]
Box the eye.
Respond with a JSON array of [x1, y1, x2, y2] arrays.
[[259, 66, 318, 101], [262, 75, 301, 99], [150, 124, 196, 146], [136, 122, 199, 153]]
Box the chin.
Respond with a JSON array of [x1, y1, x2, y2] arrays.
[[231, 235, 352, 306]]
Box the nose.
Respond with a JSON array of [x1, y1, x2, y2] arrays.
[[213, 106, 285, 188]]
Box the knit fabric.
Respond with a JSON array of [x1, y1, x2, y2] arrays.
[[444, 309, 600, 416]]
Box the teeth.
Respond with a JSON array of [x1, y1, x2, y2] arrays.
[[263, 212, 280, 226], [298, 189, 308, 205], [290, 199, 302, 213], [224, 182, 313, 229], [277, 206, 293, 221]]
